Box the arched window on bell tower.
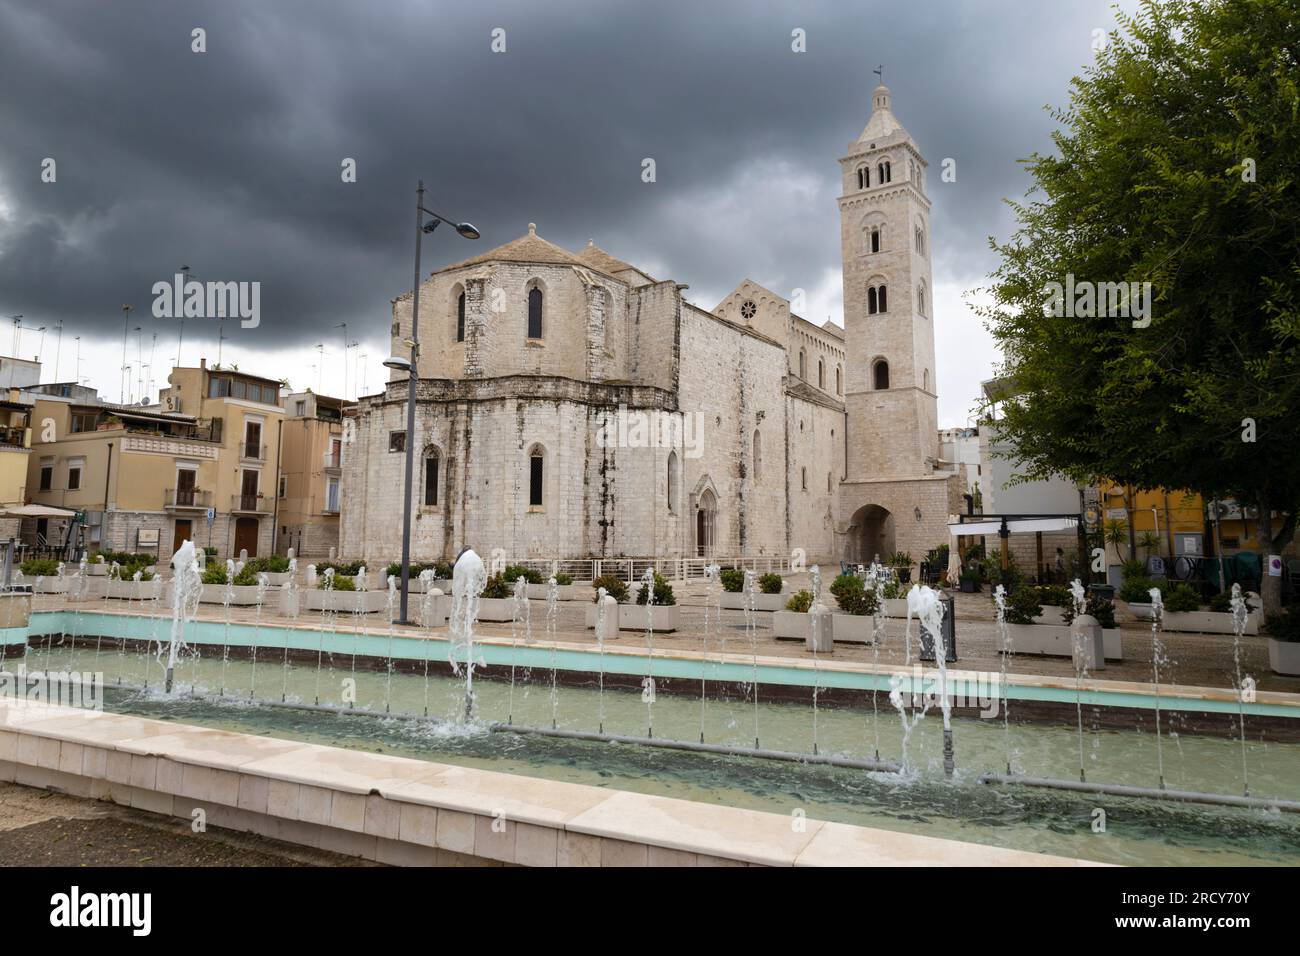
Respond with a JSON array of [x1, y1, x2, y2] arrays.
[[873, 359, 890, 390], [857, 167, 867, 189]]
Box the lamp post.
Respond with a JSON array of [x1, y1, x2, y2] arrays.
[[385, 180, 479, 625]]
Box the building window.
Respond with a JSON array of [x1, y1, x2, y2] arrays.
[[39, 465, 52, 491], [857, 167, 867, 189], [388, 431, 406, 453], [753, 429, 762, 480], [868, 284, 887, 315], [70, 412, 97, 433], [278, 474, 287, 499], [528, 447, 544, 507], [326, 477, 340, 513], [67, 465, 81, 491], [801, 467, 807, 491], [877, 160, 891, 183], [424, 450, 440, 507], [873, 359, 890, 390], [915, 226, 925, 254], [827, 472, 832, 493], [667, 451, 679, 512], [870, 227, 880, 254], [817, 359, 824, 389], [923, 368, 930, 391], [294, 400, 306, 417], [456, 291, 466, 342], [918, 282, 926, 317], [527, 286, 543, 339], [835, 365, 842, 395], [798, 349, 806, 379], [739, 300, 757, 320]]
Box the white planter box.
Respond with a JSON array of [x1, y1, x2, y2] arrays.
[[1126, 601, 1156, 622], [882, 598, 909, 618], [1268, 638, 1300, 676], [105, 578, 164, 601], [1162, 610, 1260, 636], [617, 603, 680, 632], [31, 577, 69, 594], [831, 613, 873, 644], [475, 597, 518, 622], [199, 583, 265, 606], [1003, 623, 1122, 662], [774, 610, 833, 641], [720, 592, 786, 612], [1032, 606, 1069, 626], [303, 588, 392, 614], [265, 572, 293, 587], [86, 563, 109, 577]]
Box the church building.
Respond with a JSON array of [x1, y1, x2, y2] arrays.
[[339, 84, 962, 565]]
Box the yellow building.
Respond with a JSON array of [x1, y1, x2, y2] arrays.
[[1096, 484, 1269, 561], [26, 360, 284, 559], [0, 390, 34, 540], [277, 391, 352, 558]]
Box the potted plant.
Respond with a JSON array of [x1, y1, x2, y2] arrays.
[[199, 563, 267, 606], [774, 589, 815, 640], [1001, 585, 1122, 661], [958, 567, 981, 593], [472, 573, 518, 622], [303, 573, 391, 613], [880, 579, 911, 617], [829, 572, 878, 643], [584, 574, 629, 629], [621, 573, 679, 632], [1265, 607, 1300, 676], [1118, 576, 1163, 621], [1158, 586, 1261, 635], [105, 563, 162, 600], [890, 551, 914, 583]]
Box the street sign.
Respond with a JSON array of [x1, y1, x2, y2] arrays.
[[205, 507, 215, 525]]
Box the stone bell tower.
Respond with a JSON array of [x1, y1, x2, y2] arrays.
[[837, 81, 956, 564], [838, 82, 940, 481]]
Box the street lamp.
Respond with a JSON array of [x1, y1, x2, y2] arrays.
[[390, 180, 479, 625]]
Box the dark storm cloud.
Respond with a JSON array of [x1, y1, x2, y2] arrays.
[[0, 0, 1133, 378]]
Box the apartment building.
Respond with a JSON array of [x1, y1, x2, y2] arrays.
[[277, 390, 352, 558], [26, 359, 284, 559], [0, 389, 35, 540]]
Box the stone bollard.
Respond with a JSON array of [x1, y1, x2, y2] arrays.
[[806, 605, 834, 653], [596, 593, 619, 642]]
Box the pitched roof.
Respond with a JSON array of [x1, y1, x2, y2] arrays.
[[576, 241, 656, 283], [442, 223, 591, 272]]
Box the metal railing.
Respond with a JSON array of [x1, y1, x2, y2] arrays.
[[241, 441, 267, 461], [165, 487, 212, 508], [232, 493, 269, 513], [323, 449, 342, 469]]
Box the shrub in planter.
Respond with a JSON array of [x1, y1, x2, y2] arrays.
[[1265, 607, 1300, 642], [1162, 583, 1201, 613], [481, 574, 512, 600], [592, 574, 629, 603], [882, 579, 910, 600], [1003, 587, 1043, 625], [720, 568, 745, 593], [1064, 594, 1117, 629], [202, 564, 230, 585], [1208, 590, 1257, 614], [318, 574, 357, 591], [958, 568, 982, 592], [1118, 577, 1157, 604], [758, 572, 783, 595], [554, 572, 573, 586], [1035, 584, 1073, 607], [21, 558, 61, 577], [318, 560, 364, 577], [233, 565, 259, 587], [785, 590, 813, 613], [504, 564, 542, 585], [829, 573, 878, 616], [635, 573, 676, 606]]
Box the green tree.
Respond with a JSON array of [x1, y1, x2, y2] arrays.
[[979, 0, 1300, 612]]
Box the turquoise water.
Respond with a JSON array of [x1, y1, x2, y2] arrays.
[[9, 628, 1300, 866]]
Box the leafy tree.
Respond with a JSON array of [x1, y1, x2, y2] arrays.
[[980, 0, 1300, 612]]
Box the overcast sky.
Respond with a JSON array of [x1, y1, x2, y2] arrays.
[[0, 0, 1139, 425]]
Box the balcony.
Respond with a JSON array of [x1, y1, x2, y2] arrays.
[[165, 488, 212, 510], [231, 493, 270, 514], [241, 441, 267, 462], [0, 425, 31, 450], [323, 449, 342, 471]]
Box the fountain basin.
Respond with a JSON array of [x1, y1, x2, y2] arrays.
[[199, 584, 266, 606], [303, 589, 391, 614]]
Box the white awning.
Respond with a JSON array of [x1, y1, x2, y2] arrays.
[[0, 504, 78, 518], [949, 516, 1078, 536]]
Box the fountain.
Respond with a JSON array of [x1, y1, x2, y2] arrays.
[[163, 540, 202, 694], [448, 547, 487, 721]]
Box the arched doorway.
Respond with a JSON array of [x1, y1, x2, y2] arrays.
[[695, 488, 716, 557], [846, 504, 894, 564]]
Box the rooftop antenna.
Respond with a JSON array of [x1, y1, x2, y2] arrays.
[[178, 265, 196, 368], [874, 64, 884, 84], [334, 322, 348, 399], [7, 315, 22, 355], [120, 304, 133, 404], [53, 319, 63, 384]]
